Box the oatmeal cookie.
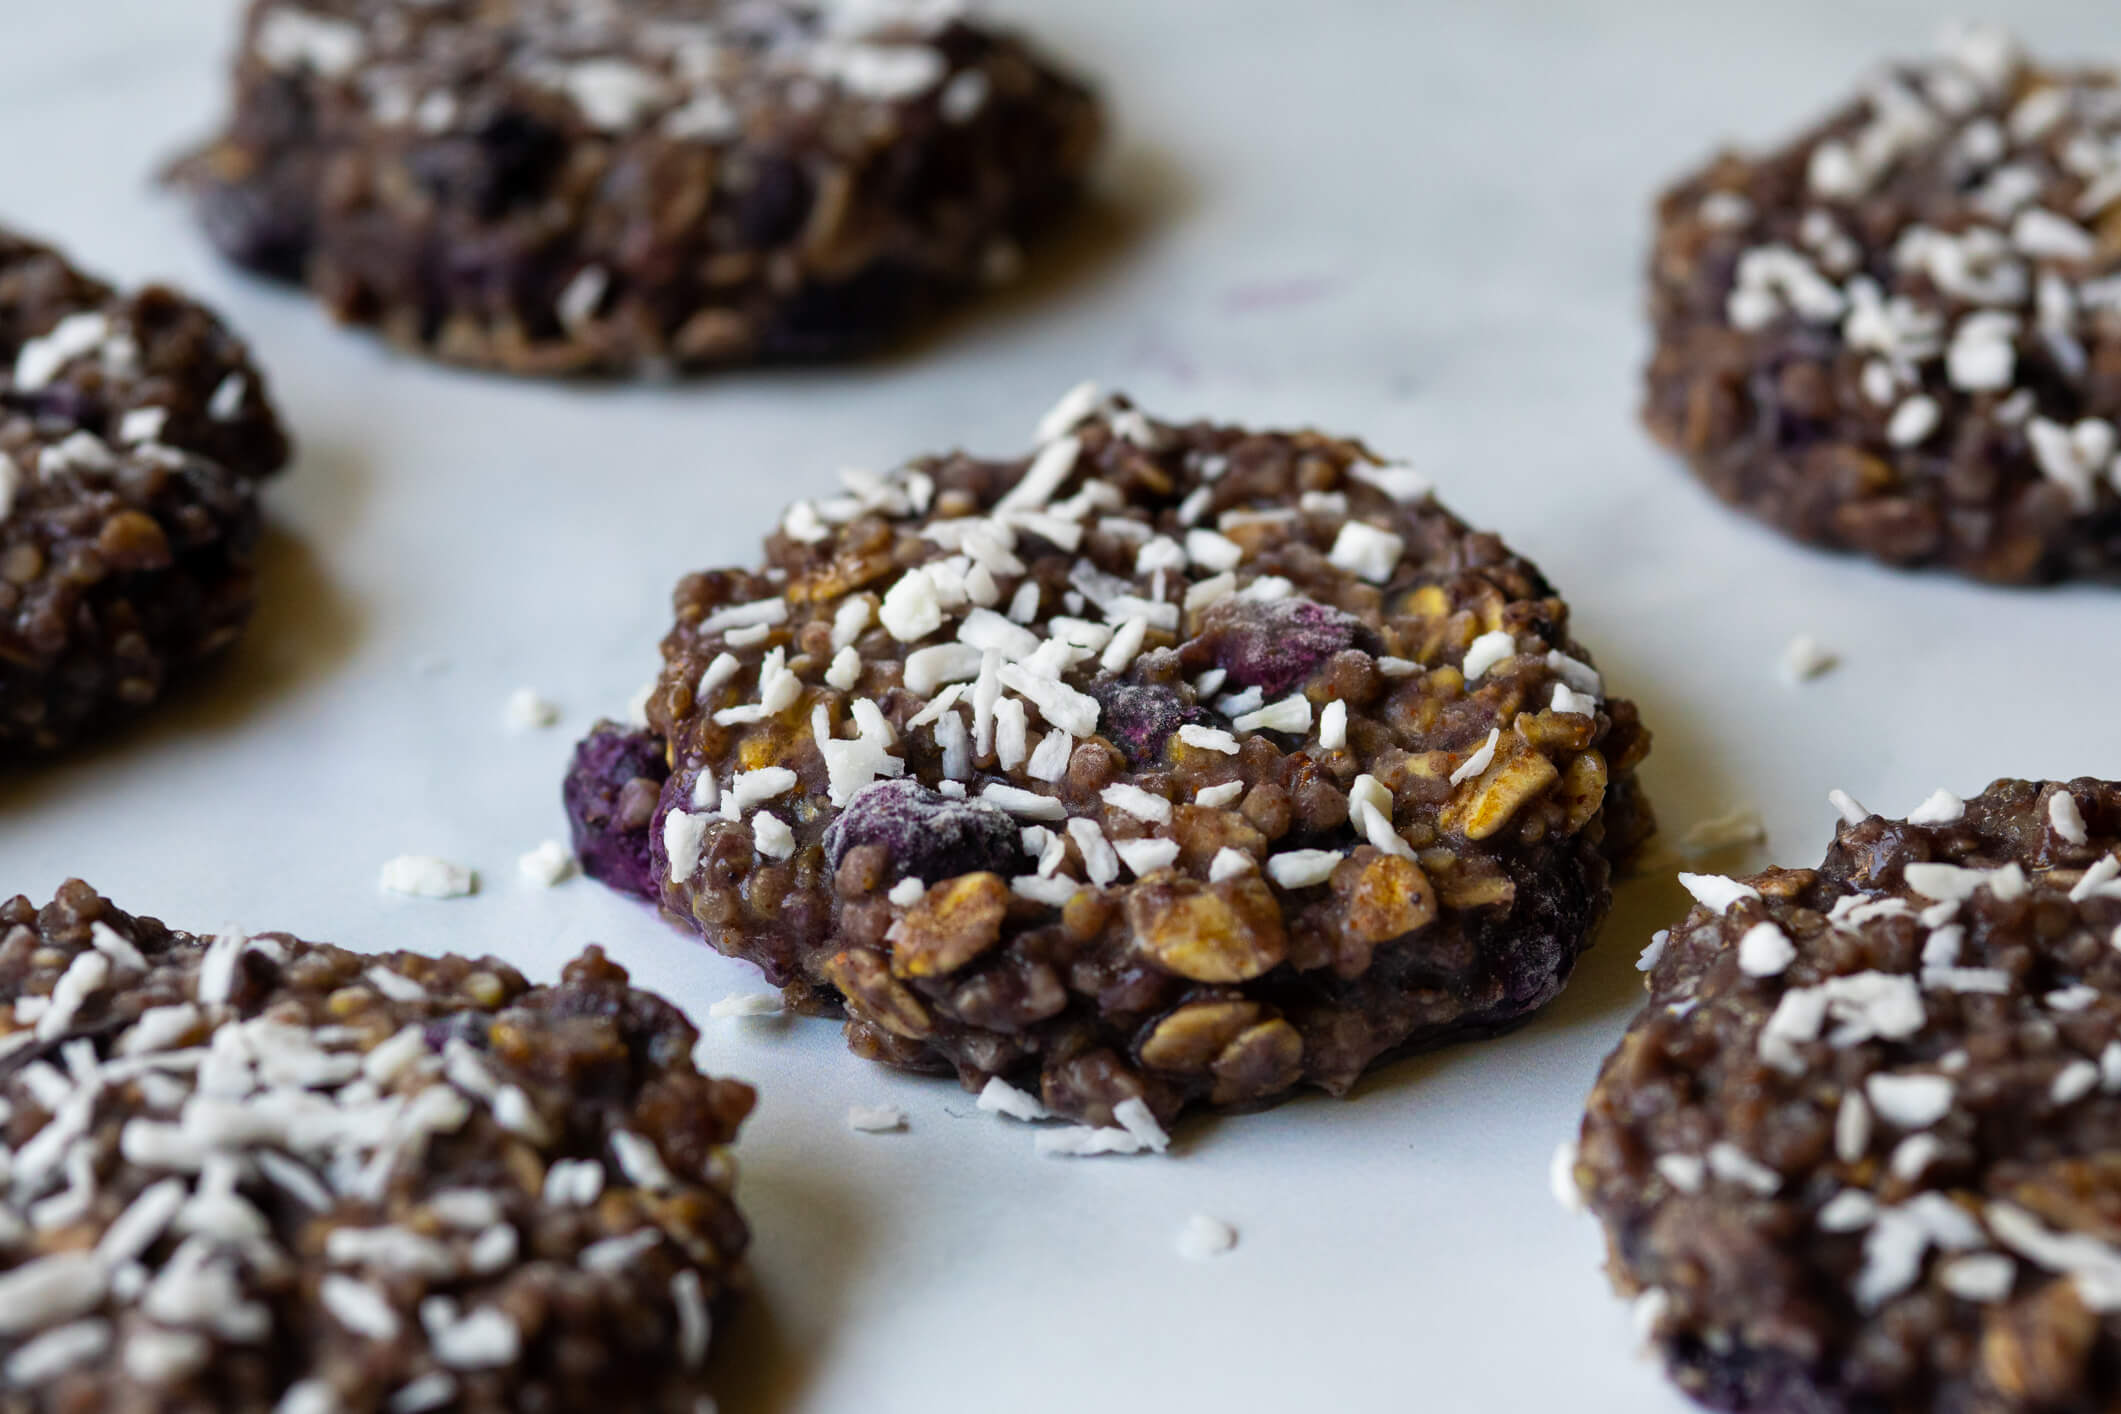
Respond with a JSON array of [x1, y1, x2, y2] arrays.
[[569, 386, 1653, 1127], [0, 880, 753, 1411], [174, 0, 1103, 376], [1566, 779, 2121, 1412], [0, 227, 290, 754], [1645, 24, 2121, 582]]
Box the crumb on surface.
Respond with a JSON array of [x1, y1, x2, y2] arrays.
[[379, 855, 477, 899], [505, 688, 561, 730], [847, 1105, 907, 1133], [1780, 634, 1838, 684], [517, 841, 577, 888], [1175, 1214, 1238, 1260]]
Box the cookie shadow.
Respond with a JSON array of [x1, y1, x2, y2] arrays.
[[705, 1154, 869, 1414], [1534, 636, 1752, 1030], [0, 520, 362, 810], [179, 519, 363, 726]]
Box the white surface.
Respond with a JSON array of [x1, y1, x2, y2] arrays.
[[4, 3, 2120, 1411]]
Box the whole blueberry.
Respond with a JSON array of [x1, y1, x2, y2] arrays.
[[563, 722, 671, 902], [823, 779, 1025, 884]]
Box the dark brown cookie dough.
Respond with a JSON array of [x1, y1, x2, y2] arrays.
[[1645, 25, 2121, 583], [174, 0, 1102, 376], [0, 228, 291, 755], [570, 387, 1653, 1128], [1565, 779, 2121, 1413], [0, 880, 753, 1412]]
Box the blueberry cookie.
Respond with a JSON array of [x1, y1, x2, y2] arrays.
[[1565, 779, 2121, 1411], [0, 228, 290, 754], [1646, 25, 2121, 582], [0, 880, 753, 1411], [175, 0, 1103, 375], [569, 387, 1653, 1127]]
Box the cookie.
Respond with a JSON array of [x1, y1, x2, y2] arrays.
[[0, 879, 753, 1411], [1565, 779, 2121, 1412], [1, 227, 291, 754], [569, 386, 1653, 1127], [1645, 24, 2121, 583], [174, 0, 1103, 376]]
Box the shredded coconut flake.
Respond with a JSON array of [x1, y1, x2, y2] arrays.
[[14, 313, 110, 392], [1326, 521, 1404, 584], [976, 1078, 1049, 1122], [1654, 1154, 1705, 1193], [1101, 782, 1173, 824], [516, 841, 576, 888], [1034, 1125, 1149, 1158], [1836, 1092, 1873, 1163], [1780, 634, 1838, 683], [1177, 724, 1240, 755], [664, 812, 708, 885], [1679, 873, 1761, 913], [980, 782, 1067, 821], [2069, 854, 2121, 902], [1866, 1073, 1956, 1129], [1706, 1141, 1781, 1196], [1448, 728, 1500, 786], [2051, 790, 2090, 844], [1550, 1140, 1585, 1213], [1350, 461, 1432, 501], [1461, 630, 1516, 681], [1829, 789, 1871, 826], [1907, 789, 1966, 825], [708, 992, 783, 1019], [1903, 861, 2027, 904], [1736, 922, 1797, 977], [1315, 698, 1349, 751], [1113, 838, 1180, 877], [1176, 1214, 1238, 1261], [1267, 850, 1341, 889], [2054, 1059, 2100, 1106], [1819, 1189, 1879, 1233], [1939, 1252, 2017, 1304], [1112, 1098, 1170, 1153], [1636, 930, 1670, 973], [378, 856, 475, 899], [846, 1105, 907, 1133], [1231, 693, 1312, 735]]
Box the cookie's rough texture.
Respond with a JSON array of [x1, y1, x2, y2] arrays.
[[1646, 24, 2121, 582], [0, 880, 753, 1411], [176, 0, 1102, 376], [1569, 779, 2121, 1412], [0, 228, 290, 754], [573, 387, 1653, 1126]]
